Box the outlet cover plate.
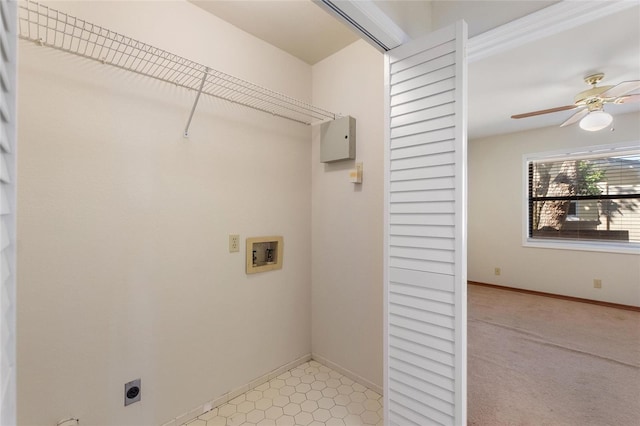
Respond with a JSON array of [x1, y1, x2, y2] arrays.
[[125, 379, 141, 406], [229, 234, 240, 253]]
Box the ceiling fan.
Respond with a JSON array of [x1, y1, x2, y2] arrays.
[[511, 73, 640, 131]]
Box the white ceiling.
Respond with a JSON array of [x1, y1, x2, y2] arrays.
[[189, 0, 359, 64], [189, 0, 640, 139], [469, 5, 640, 139], [189, 1, 559, 64]]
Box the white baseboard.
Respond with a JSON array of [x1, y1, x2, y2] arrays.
[[311, 353, 383, 396], [162, 352, 383, 426], [162, 353, 312, 426]]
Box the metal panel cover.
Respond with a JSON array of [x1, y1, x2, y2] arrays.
[[320, 115, 356, 163]]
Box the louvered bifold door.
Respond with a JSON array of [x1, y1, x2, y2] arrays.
[[384, 21, 467, 426], [0, 0, 16, 425]]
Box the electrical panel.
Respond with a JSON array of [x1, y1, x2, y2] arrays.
[[320, 115, 356, 163]]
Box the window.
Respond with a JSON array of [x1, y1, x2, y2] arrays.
[[524, 143, 640, 252]]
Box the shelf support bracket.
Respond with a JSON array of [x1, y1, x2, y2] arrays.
[[183, 68, 209, 138]]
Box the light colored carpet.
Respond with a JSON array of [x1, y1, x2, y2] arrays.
[[468, 284, 640, 426]]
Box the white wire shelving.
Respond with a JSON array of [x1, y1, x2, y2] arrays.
[[17, 0, 338, 133]]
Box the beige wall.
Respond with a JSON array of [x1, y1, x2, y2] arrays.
[[468, 112, 640, 306], [310, 40, 384, 389], [17, 1, 312, 425], [20, 2, 636, 424]]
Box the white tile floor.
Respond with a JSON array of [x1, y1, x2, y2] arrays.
[[184, 360, 383, 426]]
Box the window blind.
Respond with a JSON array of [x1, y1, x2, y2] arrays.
[[528, 150, 640, 245]]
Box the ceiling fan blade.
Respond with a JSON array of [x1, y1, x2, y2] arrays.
[[614, 93, 640, 104], [601, 80, 640, 98], [511, 104, 577, 119], [560, 108, 589, 127]]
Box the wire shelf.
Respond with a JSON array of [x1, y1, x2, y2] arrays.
[[18, 0, 337, 126]]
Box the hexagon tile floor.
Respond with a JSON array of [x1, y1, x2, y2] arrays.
[[183, 360, 383, 426]]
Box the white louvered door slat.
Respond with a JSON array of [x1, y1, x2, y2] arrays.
[[384, 21, 467, 426], [0, 0, 16, 424]]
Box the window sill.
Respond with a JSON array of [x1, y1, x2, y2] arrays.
[[523, 238, 640, 255]]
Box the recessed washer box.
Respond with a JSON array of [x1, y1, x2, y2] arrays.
[[246, 236, 283, 274], [320, 115, 356, 163]]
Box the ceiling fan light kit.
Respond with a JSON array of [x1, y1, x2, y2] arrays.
[[579, 110, 613, 131], [511, 73, 640, 132]]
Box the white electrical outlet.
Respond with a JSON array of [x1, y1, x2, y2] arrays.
[[593, 279, 602, 289], [494, 267, 501, 276], [229, 234, 240, 253]]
